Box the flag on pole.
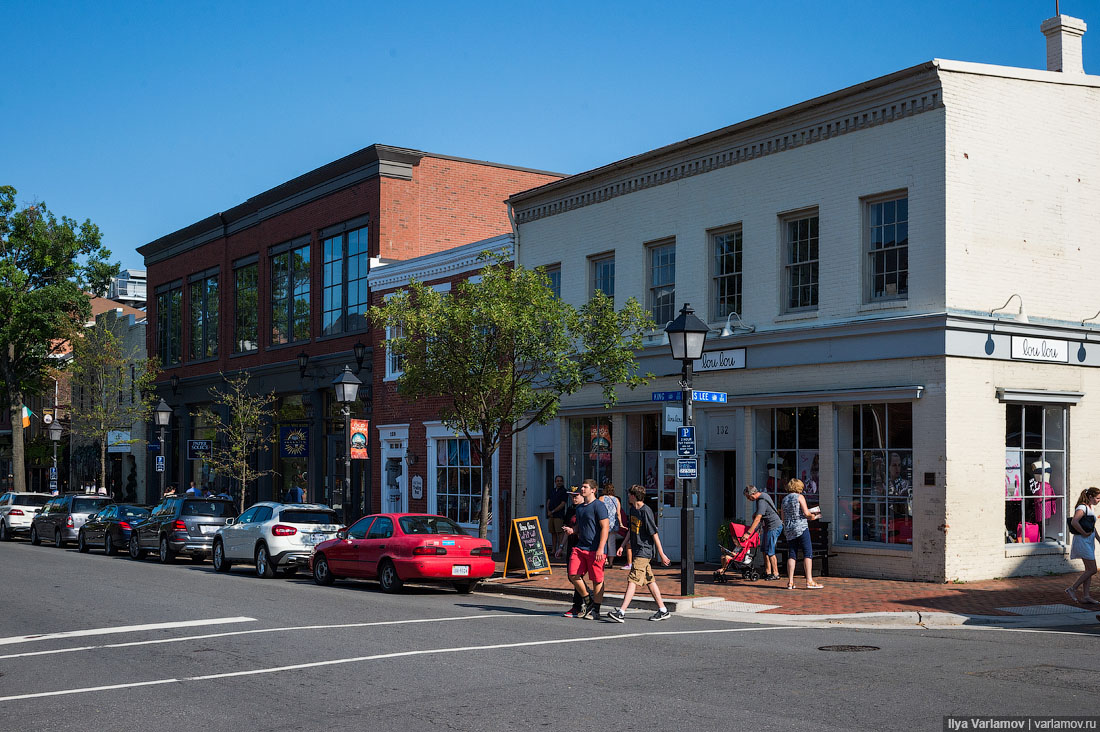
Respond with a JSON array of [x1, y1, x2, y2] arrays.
[[21, 405, 32, 428]]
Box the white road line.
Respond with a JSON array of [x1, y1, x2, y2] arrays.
[[0, 614, 515, 661], [0, 625, 786, 703], [0, 617, 256, 647]]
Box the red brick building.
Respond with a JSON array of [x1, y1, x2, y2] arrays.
[[368, 235, 514, 547], [138, 145, 560, 519]]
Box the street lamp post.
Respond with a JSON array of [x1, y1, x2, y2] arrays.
[[154, 398, 172, 500], [332, 365, 362, 527], [665, 303, 709, 596], [48, 422, 62, 493]]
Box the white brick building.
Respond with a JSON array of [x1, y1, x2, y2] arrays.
[[509, 16, 1100, 581]]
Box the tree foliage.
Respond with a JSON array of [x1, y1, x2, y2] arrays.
[[0, 185, 117, 493], [192, 372, 277, 512], [68, 311, 159, 493], [370, 253, 653, 538]]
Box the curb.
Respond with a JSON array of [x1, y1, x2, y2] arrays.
[[477, 580, 705, 612]]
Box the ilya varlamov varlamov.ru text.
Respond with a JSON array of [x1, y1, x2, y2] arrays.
[[946, 719, 1098, 730]]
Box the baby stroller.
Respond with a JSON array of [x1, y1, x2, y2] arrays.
[[713, 522, 763, 582]]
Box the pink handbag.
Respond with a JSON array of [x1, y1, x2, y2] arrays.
[[1016, 522, 1040, 543]]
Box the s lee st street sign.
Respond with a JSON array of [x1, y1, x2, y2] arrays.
[[651, 391, 728, 403], [676, 426, 696, 456], [677, 458, 698, 480]]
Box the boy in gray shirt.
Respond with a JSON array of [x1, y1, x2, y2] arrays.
[[606, 484, 671, 622]]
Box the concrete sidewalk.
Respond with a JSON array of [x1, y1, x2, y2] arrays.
[[481, 558, 1100, 628]]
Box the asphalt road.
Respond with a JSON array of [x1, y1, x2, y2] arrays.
[[2, 539, 1099, 732]]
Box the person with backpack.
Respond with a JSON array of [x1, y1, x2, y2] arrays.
[[1066, 486, 1100, 604], [741, 484, 783, 580], [599, 483, 623, 569]]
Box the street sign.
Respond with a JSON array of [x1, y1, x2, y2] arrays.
[[651, 391, 681, 401], [677, 458, 698, 480], [692, 390, 728, 403], [676, 426, 696, 456], [49, 480, 57, 491], [155, 455, 165, 473], [49, 466, 57, 479]]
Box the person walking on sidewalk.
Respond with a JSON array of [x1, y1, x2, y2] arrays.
[[563, 478, 609, 619], [1066, 486, 1100, 605], [599, 483, 623, 569], [607, 484, 671, 622], [547, 476, 567, 556], [741, 485, 783, 581], [558, 487, 587, 617], [781, 478, 823, 590]]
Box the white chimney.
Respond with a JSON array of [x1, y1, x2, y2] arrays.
[[1041, 14, 1087, 73]]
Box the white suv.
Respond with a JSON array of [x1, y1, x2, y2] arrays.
[[211, 502, 341, 578], [0, 492, 51, 541]]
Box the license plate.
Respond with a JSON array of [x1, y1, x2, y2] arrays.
[[302, 533, 323, 545], [452, 565, 470, 576], [200, 525, 216, 535]]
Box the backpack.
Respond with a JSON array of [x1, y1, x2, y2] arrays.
[[600, 495, 619, 531]]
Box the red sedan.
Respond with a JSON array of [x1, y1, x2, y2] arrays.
[[309, 513, 495, 593]]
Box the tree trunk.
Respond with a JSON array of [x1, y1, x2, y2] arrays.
[[100, 440, 107, 495], [10, 397, 26, 493], [478, 446, 495, 540]]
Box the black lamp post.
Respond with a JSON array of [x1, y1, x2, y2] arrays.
[[48, 421, 62, 493], [154, 398, 172, 500], [332, 365, 361, 526], [665, 303, 709, 596], [353, 341, 366, 374]]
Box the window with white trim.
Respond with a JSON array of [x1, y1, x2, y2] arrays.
[[712, 227, 742, 319], [1004, 403, 1066, 546], [783, 212, 818, 311], [867, 194, 908, 300], [590, 253, 614, 301], [434, 437, 485, 526], [384, 324, 404, 380], [647, 240, 675, 326]]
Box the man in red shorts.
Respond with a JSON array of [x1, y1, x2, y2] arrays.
[[563, 478, 609, 619]]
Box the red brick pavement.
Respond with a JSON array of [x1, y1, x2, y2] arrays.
[[489, 559, 1096, 616]]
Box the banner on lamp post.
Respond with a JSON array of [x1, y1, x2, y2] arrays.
[[350, 419, 370, 459]]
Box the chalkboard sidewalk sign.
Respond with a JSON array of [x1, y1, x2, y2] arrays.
[[503, 516, 552, 579]]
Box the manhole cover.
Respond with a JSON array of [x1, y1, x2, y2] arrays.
[[818, 645, 880, 652]]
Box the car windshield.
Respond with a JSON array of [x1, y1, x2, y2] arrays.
[[119, 506, 150, 519], [279, 510, 338, 525], [72, 497, 111, 513], [181, 500, 237, 518], [13, 495, 49, 507], [399, 516, 468, 536]]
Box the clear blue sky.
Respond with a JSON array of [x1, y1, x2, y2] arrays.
[[3, 0, 1097, 271]]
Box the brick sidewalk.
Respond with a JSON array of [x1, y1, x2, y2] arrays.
[[488, 559, 1095, 616]]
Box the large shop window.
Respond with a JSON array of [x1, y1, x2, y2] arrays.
[[271, 243, 311, 345], [755, 407, 819, 507], [837, 403, 913, 545], [623, 413, 675, 517], [435, 438, 485, 526], [188, 272, 218, 360], [1005, 404, 1066, 546], [567, 417, 613, 490], [234, 261, 258, 353], [322, 225, 369, 336], [155, 283, 183, 365]]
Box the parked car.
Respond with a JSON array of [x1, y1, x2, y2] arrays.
[[30, 493, 113, 548], [128, 497, 238, 563], [309, 513, 495, 594], [212, 502, 341, 578], [0, 492, 51, 541], [77, 504, 151, 555]]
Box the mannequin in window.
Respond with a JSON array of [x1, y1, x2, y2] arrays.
[[1028, 460, 1056, 525]]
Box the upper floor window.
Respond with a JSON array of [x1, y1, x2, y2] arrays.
[[188, 271, 218, 360], [647, 240, 675, 326], [385, 324, 405, 380], [712, 227, 743, 319], [322, 224, 369, 336], [590, 253, 615, 301], [155, 282, 182, 365], [867, 195, 908, 300], [271, 242, 311, 345], [234, 260, 258, 353], [784, 213, 819, 311], [544, 264, 561, 299]]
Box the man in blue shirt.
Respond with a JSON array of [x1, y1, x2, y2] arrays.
[[563, 478, 609, 619]]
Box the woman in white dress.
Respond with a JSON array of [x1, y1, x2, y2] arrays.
[[1066, 486, 1100, 604]]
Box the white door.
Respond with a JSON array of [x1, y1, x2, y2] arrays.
[[656, 451, 681, 561], [382, 440, 407, 514]]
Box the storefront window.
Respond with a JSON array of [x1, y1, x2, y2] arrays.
[[567, 417, 614, 491], [837, 403, 912, 545], [755, 407, 819, 507], [275, 395, 308, 502], [190, 412, 216, 490], [622, 414, 674, 516], [1005, 404, 1066, 546], [435, 438, 484, 525]]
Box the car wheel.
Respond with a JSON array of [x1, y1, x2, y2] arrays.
[[54, 529, 65, 548], [29, 525, 40, 546], [452, 580, 477, 594], [312, 553, 335, 586], [0, 521, 9, 541], [378, 559, 403, 593], [77, 530, 89, 553], [256, 544, 276, 579], [104, 533, 115, 556], [158, 536, 175, 563], [212, 541, 232, 572], [129, 534, 146, 560]]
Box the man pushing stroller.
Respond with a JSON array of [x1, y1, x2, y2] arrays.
[[715, 485, 783, 582]]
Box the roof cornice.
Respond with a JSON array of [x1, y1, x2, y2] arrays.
[[367, 234, 513, 291]]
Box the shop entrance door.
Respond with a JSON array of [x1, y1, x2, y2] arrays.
[[656, 451, 681, 561]]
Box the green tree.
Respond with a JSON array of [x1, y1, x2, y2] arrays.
[[69, 311, 159, 493], [192, 372, 277, 512], [370, 254, 653, 539], [0, 186, 116, 493]]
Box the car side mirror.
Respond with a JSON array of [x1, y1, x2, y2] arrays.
[[225, 517, 236, 525], [337, 529, 348, 540]]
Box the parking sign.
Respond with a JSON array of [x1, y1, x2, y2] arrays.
[[155, 455, 165, 472]]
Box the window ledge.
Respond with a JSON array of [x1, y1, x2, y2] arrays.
[[858, 299, 908, 314], [831, 542, 912, 556], [1004, 541, 1067, 557], [774, 311, 818, 324], [229, 350, 259, 359]]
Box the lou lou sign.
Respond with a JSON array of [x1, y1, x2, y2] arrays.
[[1011, 337, 1068, 363], [692, 348, 746, 372]]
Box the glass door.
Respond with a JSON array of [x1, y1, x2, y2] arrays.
[[656, 451, 681, 561]]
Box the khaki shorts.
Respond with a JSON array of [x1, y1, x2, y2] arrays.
[[548, 517, 563, 535], [627, 556, 655, 586]]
